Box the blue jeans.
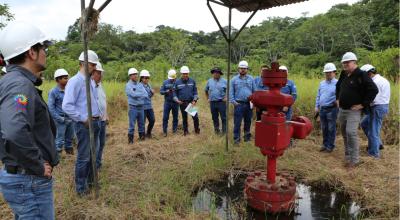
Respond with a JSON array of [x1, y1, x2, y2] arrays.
[[96, 120, 107, 169], [233, 102, 252, 142], [74, 121, 100, 194], [144, 109, 155, 135], [0, 169, 54, 220], [361, 104, 389, 158], [210, 101, 226, 133], [162, 101, 179, 133], [284, 107, 293, 121], [320, 107, 338, 150], [55, 119, 74, 152], [128, 105, 145, 137]]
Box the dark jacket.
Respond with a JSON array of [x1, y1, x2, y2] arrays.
[[173, 78, 199, 102], [0, 65, 59, 176], [336, 67, 378, 110], [160, 79, 176, 102]]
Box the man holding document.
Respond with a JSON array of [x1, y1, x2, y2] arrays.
[[173, 66, 200, 136]]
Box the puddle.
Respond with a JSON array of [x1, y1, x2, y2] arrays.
[[192, 172, 362, 220]]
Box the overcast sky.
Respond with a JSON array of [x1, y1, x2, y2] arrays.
[[3, 0, 359, 40]]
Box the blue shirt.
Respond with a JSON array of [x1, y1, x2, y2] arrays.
[[48, 86, 69, 123], [173, 78, 198, 102], [160, 79, 176, 102], [141, 82, 154, 110], [254, 76, 268, 91], [275, 79, 297, 101], [62, 72, 101, 122], [315, 78, 338, 108], [229, 74, 256, 104], [204, 78, 227, 101], [125, 80, 148, 107], [96, 82, 107, 121]]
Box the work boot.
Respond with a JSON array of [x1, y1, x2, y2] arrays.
[[163, 132, 167, 137], [128, 134, 134, 144], [146, 132, 152, 139], [183, 130, 189, 136], [139, 133, 145, 141], [65, 148, 74, 155], [195, 128, 200, 134], [379, 144, 384, 150]]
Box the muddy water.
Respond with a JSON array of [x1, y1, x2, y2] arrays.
[[192, 173, 362, 220]]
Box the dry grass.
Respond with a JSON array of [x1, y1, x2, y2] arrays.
[[0, 82, 398, 219]]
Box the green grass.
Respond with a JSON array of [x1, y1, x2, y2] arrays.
[[0, 76, 396, 219]]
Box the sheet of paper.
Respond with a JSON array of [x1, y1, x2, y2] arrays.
[[185, 103, 198, 117]]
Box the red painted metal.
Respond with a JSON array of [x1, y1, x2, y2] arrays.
[[245, 62, 312, 213]]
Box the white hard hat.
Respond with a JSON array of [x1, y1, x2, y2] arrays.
[[238, 60, 249, 69], [180, 66, 190, 73], [341, 52, 357, 63], [0, 21, 52, 61], [279, 65, 288, 72], [360, 64, 375, 73], [78, 50, 99, 64], [323, 63, 337, 73], [1, 67, 6, 73], [140, 69, 150, 77], [168, 69, 177, 79], [54, 68, 69, 79], [95, 61, 104, 72], [128, 68, 138, 76]]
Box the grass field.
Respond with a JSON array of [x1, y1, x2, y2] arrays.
[[0, 76, 398, 219]]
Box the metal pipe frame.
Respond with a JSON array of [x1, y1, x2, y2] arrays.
[[206, 0, 260, 152]]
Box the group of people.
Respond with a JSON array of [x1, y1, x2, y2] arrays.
[[315, 52, 390, 168], [125, 65, 201, 144], [0, 21, 392, 220]]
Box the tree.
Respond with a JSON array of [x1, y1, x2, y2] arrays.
[[0, 4, 14, 29]]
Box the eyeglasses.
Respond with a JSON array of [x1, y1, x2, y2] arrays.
[[42, 47, 49, 56]]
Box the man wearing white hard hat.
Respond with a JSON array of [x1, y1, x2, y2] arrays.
[[0, 21, 58, 219], [315, 63, 339, 153], [278, 65, 297, 121], [48, 69, 74, 156], [126, 68, 148, 143], [92, 62, 108, 169], [336, 52, 378, 168], [229, 60, 256, 144], [62, 49, 102, 196], [173, 66, 200, 135], [160, 69, 179, 136], [139, 70, 156, 138], [360, 64, 390, 158]]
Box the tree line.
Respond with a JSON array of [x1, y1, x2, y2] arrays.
[[1, 0, 399, 82]]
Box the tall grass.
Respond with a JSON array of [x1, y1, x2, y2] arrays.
[[40, 75, 399, 144]]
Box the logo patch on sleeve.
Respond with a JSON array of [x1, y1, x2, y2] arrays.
[[15, 94, 28, 110]]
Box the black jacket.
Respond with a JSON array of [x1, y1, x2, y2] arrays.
[[0, 65, 59, 176], [335, 67, 378, 110]]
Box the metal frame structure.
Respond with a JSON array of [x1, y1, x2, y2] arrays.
[[206, 0, 307, 151], [80, 0, 112, 198], [206, 0, 260, 152]]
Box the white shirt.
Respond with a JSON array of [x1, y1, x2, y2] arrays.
[[96, 82, 108, 121], [371, 74, 390, 105]]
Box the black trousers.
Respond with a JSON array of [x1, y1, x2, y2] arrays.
[[179, 102, 199, 132]]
